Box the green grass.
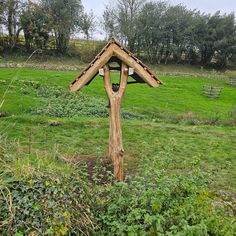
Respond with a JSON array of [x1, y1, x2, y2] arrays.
[[0, 66, 236, 234], [1, 116, 235, 191], [0, 67, 236, 192], [1, 68, 235, 120]]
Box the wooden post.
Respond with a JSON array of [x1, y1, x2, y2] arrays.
[[103, 62, 128, 181]]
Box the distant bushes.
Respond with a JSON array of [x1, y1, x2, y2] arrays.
[[104, 1, 236, 68], [77, 41, 106, 63]]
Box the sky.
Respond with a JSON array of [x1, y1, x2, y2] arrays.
[[82, 0, 236, 39]]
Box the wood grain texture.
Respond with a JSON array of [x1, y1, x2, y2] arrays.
[[69, 37, 162, 181], [104, 62, 128, 181], [70, 44, 115, 91], [112, 44, 159, 87], [70, 37, 162, 92]]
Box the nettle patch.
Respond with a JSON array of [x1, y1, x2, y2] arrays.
[[20, 83, 141, 119], [34, 86, 108, 118], [92, 155, 236, 236]]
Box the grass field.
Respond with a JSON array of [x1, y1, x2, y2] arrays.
[[0, 67, 236, 187], [0, 66, 236, 234]]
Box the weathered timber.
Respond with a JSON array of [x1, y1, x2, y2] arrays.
[[70, 37, 162, 91], [70, 44, 116, 91], [69, 37, 161, 181], [103, 62, 128, 181]]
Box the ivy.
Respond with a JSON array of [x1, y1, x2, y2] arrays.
[[0, 172, 95, 235]]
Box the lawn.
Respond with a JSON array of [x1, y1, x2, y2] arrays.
[[1, 68, 235, 119], [0, 67, 236, 187], [0, 66, 235, 234]]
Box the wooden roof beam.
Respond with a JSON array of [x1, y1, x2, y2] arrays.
[[70, 44, 115, 91]]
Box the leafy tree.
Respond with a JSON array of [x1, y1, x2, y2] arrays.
[[0, 0, 234, 68], [137, 1, 168, 63], [137, 2, 195, 64], [102, 5, 117, 39], [162, 5, 194, 64], [185, 11, 209, 64], [1, 0, 23, 49], [191, 11, 236, 67], [20, 1, 52, 51], [117, 0, 144, 50], [0, 1, 4, 24], [210, 12, 236, 68], [41, 0, 83, 54], [102, 0, 236, 68]]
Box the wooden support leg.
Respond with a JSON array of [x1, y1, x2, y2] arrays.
[[109, 96, 124, 181], [103, 63, 128, 181]]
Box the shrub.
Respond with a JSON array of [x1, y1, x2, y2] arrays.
[[0, 172, 95, 235], [93, 175, 235, 235], [78, 41, 106, 63], [92, 152, 236, 236], [92, 146, 235, 235]]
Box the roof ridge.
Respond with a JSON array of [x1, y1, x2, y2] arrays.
[[70, 38, 162, 91]]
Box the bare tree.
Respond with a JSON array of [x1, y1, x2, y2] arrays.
[[103, 0, 145, 50], [81, 11, 96, 40]]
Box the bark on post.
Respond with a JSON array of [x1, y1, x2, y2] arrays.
[[70, 38, 161, 181], [103, 62, 128, 181]]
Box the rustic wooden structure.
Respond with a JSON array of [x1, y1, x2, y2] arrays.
[[70, 37, 162, 181], [202, 84, 223, 99]]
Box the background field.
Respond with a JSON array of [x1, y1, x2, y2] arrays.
[[0, 65, 236, 234], [1, 66, 236, 188]]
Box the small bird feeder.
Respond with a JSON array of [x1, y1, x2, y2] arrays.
[[70, 37, 162, 181]]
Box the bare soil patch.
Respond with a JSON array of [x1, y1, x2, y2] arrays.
[[59, 155, 114, 184]]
